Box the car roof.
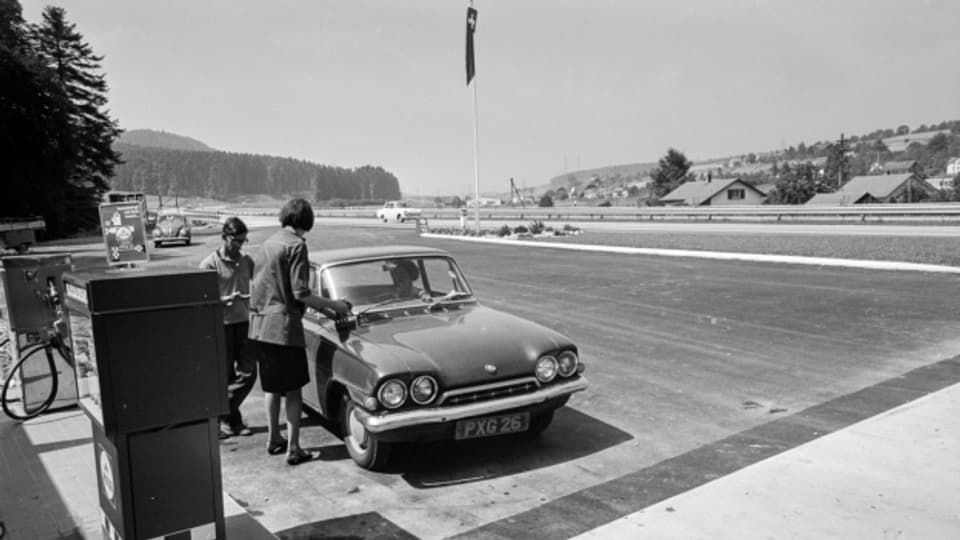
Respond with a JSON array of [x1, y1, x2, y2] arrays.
[[308, 245, 451, 267]]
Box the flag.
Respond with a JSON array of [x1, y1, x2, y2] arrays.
[[465, 6, 477, 85]]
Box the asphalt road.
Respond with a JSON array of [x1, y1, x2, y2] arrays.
[[49, 220, 960, 539]]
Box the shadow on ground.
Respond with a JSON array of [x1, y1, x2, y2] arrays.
[[322, 406, 633, 488]]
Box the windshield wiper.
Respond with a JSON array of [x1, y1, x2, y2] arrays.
[[358, 297, 423, 317], [428, 291, 473, 310]]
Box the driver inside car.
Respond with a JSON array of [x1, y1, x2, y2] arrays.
[[387, 259, 432, 302]]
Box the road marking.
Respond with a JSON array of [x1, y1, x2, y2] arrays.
[[420, 233, 960, 273]]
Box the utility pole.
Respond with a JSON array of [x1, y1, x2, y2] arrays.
[[837, 133, 847, 188]]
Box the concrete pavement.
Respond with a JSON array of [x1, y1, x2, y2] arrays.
[[3, 382, 958, 539], [0, 407, 277, 539], [573, 382, 960, 540]]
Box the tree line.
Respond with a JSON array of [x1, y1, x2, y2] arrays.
[[1, 1, 121, 236], [112, 144, 401, 204], [1, 0, 402, 239]]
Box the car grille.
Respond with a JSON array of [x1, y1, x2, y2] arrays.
[[438, 377, 539, 406]]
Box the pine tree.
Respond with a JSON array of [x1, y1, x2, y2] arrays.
[[0, 0, 72, 231], [31, 6, 121, 192]]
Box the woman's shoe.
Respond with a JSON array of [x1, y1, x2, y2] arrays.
[[286, 448, 315, 466], [266, 439, 288, 456]]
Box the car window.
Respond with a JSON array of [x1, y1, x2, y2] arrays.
[[320, 256, 471, 307], [159, 215, 185, 225]]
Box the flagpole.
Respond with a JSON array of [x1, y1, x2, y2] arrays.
[[469, 1, 480, 233], [472, 68, 480, 233]]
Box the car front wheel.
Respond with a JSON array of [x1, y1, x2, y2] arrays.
[[341, 395, 392, 470]]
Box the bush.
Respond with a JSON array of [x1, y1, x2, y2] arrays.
[[496, 225, 512, 237], [539, 194, 554, 207], [513, 225, 529, 234], [529, 220, 545, 234], [598, 199, 612, 207]]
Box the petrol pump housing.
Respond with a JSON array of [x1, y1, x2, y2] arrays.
[[0, 254, 76, 413], [63, 267, 228, 539]]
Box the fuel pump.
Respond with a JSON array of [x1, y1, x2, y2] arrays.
[[0, 254, 76, 420], [64, 267, 228, 539]]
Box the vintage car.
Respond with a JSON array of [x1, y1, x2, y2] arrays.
[[302, 245, 588, 470], [375, 201, 423, 223], [152, 213, 192, 247]]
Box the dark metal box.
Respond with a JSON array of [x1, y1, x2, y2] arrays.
[[63, 267, 228, 436]]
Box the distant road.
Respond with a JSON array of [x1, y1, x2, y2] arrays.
[[327, 216, 960, 238], [195, 210, 960, 237]]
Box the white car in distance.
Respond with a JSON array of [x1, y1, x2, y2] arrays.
[[376, 201, 423, 223]]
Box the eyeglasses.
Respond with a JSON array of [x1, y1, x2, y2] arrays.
[[228, 235, 248, 245]]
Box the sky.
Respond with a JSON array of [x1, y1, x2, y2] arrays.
[[22, 0, 960, 196]]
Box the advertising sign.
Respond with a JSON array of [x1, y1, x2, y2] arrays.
[[98, 203, 149, 266]]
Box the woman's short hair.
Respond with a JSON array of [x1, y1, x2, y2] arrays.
[[279, 198, 315, 231], [221, 216, 248, 239]]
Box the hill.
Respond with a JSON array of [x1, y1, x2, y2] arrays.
[[118, 129, 214, 151], [110, 132, 401, 202], [549, 120, 960, 192], [548, 162, 657, 188]]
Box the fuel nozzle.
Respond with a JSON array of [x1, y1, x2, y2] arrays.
[[335, 300, 357, 332], [45, 277, 61, 307]]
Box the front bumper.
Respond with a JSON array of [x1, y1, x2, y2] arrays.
[[355, 376, 588, 434]]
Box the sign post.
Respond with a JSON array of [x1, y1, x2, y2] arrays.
[[98, 203, 149, 266]]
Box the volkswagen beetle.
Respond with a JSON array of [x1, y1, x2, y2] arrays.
[[302, 245, 588, 470], [152, 213, 191, 247]]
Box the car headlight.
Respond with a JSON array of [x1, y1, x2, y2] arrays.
[[535, 355, 558, 383], [410, 375, 438, 405], [153, 229, 161, 237], [377, 379, 407, 409], [557, 350, 579, 377]]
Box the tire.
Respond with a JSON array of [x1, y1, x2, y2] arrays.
[[185, 238, 191, 246], [397, 214, 404, 222], [526, 410, 554, 436], [154, 241, 161, 248], [341, 394, 392, 470]]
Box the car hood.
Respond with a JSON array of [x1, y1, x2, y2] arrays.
[[339, 304, 574, 388]]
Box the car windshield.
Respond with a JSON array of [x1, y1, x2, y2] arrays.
[[159, 215, 186, 226], [317, 256, 473, 310]]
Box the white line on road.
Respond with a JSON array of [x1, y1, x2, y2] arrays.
[[420, 233, 960, 274]]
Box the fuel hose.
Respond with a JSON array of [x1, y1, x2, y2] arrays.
[[1, 341, 62, 421]]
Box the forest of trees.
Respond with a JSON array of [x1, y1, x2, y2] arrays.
[[1, 0, 402, 240], [1, 1, 121, 236], [112, 143, 402, 204]]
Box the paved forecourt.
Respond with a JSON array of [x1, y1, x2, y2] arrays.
[[572, 381, 960, 539]]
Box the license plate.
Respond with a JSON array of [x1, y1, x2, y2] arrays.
[[455, 412, 529, 440]]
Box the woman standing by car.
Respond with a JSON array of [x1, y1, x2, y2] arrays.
[[249, 198, 352, 465]]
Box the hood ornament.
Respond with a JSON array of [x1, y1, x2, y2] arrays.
[[484, 364, 497, 375]]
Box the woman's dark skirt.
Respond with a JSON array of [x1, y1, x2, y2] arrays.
[[254, 340, 309, 393]]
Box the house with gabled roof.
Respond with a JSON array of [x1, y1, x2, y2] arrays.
[[658, 177, 767, 206], [805, 173, 938, 205]]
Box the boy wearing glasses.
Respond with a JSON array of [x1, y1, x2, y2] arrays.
[[200, 217, 257, 439]]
